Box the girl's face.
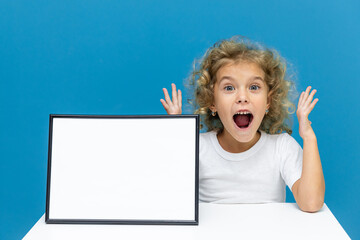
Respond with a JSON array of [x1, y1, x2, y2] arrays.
[[210, 61, 270, 144]]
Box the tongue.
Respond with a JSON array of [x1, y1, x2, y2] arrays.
[[234, 114, 250, 128]]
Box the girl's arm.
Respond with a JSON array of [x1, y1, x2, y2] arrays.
[[291, 86, 325, 213], [160, 83, 182, 114]]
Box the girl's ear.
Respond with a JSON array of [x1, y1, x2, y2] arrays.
[[266, 92, 272, 109], [209, 104, 216, 112]]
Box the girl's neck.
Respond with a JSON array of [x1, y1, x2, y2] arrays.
[[216, 129, 261, 153]]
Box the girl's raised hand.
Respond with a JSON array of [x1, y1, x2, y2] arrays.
[[296, 86, 319, 139], [160, 83, 182, 115]]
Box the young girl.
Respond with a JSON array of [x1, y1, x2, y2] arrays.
[[160, 36, 325, 213]]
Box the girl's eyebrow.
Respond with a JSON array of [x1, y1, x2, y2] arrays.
[[219, 76, 265, 83]]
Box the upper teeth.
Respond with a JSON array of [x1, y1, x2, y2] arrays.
[[235, 111, 251, 115]]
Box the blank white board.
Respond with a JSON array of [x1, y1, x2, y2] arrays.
[[45, 115, 199, 225]]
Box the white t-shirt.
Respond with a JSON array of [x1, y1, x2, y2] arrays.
[[199, 130, 303, 204]]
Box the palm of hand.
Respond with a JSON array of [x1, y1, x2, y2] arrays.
[[160, 83, 182, 115], [296, 86, 319, 139]]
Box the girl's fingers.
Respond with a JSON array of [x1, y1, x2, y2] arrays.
[[308, 98, 319, 113], [163, 88, 173, 105], [301, 86, 312, 105], [160, 99, 169, 111], [299, 86, 316, 108], [297, 86, 319, 117], [161, 84, 182, 114], [305, 89, 317, 106], [172, 83, 178, 105], [178, 89, 182, 109], [298, 91, 305, 109]]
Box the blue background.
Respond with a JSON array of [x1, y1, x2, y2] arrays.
[[1, 0, 359, 239]]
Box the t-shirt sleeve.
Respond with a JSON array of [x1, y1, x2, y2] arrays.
[[279, 133, 303, 192]]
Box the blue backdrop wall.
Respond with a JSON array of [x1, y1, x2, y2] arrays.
[[1, 0, 359, 239]]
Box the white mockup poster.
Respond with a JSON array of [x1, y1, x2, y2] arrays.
[[46, 115, 199, 225]]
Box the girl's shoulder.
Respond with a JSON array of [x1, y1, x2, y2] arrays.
[[200, 130, 216, 138], [199, 130, 216, 143], [265, 131, 293, 141], [199, 131, 217, 152], [267, 131, 302, 155], [263, 131, 301, 151]]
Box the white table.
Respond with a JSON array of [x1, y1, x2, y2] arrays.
[[23, 202, 350, 240]]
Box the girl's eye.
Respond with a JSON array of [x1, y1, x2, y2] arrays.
[[250, 85, 260, 90], [224, 86, 235, 91]]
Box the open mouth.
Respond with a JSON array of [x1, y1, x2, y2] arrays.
[[233, 112, 254, 129]]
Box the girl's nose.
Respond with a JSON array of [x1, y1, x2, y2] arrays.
[[237, 97, 248, 103], [236, 89, 249, 103]]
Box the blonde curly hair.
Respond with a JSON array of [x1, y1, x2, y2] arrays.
[[185, 36, 297, 135]]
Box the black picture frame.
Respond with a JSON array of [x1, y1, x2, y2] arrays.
[[45, 114, 199, 225]]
